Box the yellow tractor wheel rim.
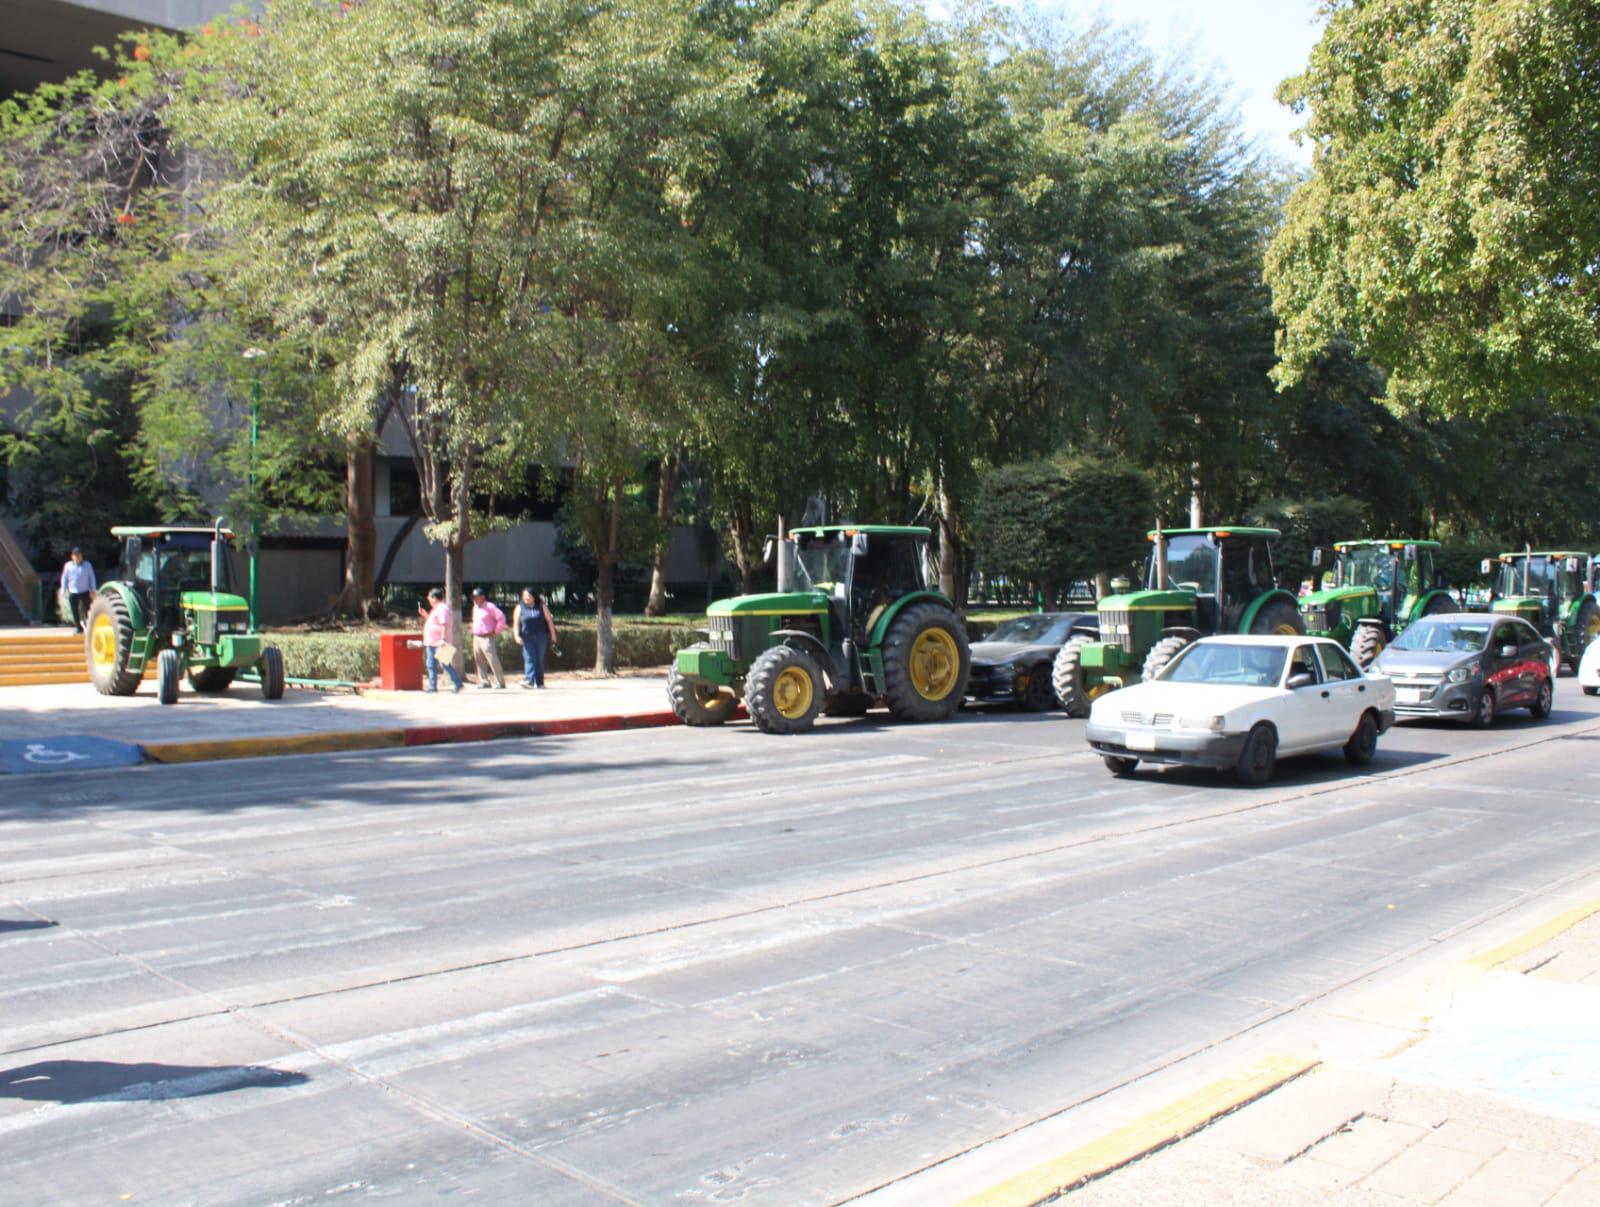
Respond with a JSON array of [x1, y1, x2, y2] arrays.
[[1588, 613, 1600, 643], [1274, 622, 1299, 636], [1085, 680, 1113, 700], [909, 627, 960, 701], [90, 613, 118, 668], [694, 683, 730, 713], [772, 665, 814, 719]]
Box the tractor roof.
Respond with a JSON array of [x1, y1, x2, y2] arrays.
[[788, 525, 931, 538], [1334, 539, 1442, 550], [1496, 550, 1590, 560], [1147, 527, 1281, 540], [110, 526, 235, 541]]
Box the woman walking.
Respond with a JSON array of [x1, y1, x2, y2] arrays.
[[514, 589, 558, 688], [417, 588, 463, 693]]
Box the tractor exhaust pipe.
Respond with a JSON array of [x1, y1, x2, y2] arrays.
[[775, 517, 795, 592], [211, 515, 227, 594], [1154, 518, 1168, 590]]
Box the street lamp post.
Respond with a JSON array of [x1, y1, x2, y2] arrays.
[[242, 347, 265, 630]]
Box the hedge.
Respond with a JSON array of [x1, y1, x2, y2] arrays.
[[270, 616, 1039, 681]]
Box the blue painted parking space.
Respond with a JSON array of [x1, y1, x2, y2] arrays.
[[0, 735, 145, 775]]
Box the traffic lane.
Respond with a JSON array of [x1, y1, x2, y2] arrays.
[[3, 696, 1596, 1055], [5, 706, 1600, 1200]]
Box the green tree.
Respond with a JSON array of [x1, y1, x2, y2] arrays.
[[1269, 0, 1600, 415]]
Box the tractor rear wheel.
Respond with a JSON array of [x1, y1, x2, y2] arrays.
[[1571, 600, 1600, 670], [259, 646, 285, 700], [1051, 638, 1101, 718], [1141, 635, 1192, 683], [85, 593, 142, 697], [746, 645, 824, 734], [187, 666, 236, 693], [667, 666, 735, 726], [880, 602, 969, 723], [1351, 623, 1388, 668], [1249, 599, 1305, 636], [157, 649, 181, 705]]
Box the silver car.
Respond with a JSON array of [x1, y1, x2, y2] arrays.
[[1373, 613, 1555, 726]]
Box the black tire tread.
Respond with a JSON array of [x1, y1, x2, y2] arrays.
[[259, 646, 285, 700], [1350, 623, 1387, 668], [1141, 635, 1192, 684], [667, 665, 735, 726], [879, 602, 970, 723], [745, 645, 823, 735], [157, 648, 180, 705], [1052, 638, 1096, 717], [85, 591, 142, 697]]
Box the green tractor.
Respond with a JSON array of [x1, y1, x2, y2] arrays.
[[1299, 539, 1457, 666], [1051, 526, 1304, 716], [1486, 549, 1600, 670], [667, 524, 969, 735], [85, 520, 285, 705]]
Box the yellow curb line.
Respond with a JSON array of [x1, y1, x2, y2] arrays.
[[1461, 898, 1600, 975], [959, 1055, 1319, 1206], [143, 730, 404, 764]]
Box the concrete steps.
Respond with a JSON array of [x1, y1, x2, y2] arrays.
[[0, 631, 145, 687]]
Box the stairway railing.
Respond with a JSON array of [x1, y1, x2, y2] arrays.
[[0, 522, 42, 623]]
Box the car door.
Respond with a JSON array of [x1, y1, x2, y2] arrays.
[[1515, 619, 1552, 700], [1279, 643, 1331, 752], [1489, 621, 1528, 706], [1315, 642, 1370, 739]]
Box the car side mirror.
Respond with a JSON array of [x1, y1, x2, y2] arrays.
[[850, 532, 868, 556], [762, 536, 776, 567], [1499, 644, 1518, 659], [1567, 557, 1580, 573], [1403, 544, 1417, 561], [1287, 672, 1315, 689]]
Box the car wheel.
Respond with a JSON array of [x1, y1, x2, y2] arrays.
[[1344, 711, 1379, 765], [1234, 723, 1277, 786], [1103, 755, 1138, 777], [1471, 687, 1496, 729], [1529, 677, 1553, 720], [1022, 664, 1056, 711], [1585, 685, 1599, 697]]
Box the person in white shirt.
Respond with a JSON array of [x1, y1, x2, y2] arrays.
[[59, 547, 97, 633]]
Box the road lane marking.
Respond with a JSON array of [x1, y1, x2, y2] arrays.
[[957, 1055, 1319, 1206]]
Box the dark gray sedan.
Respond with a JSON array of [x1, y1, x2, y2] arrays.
[[1372, 613, 1555, 727], [967, 611, 1097, 710]]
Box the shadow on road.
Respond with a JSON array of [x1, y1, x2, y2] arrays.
[[0, 1060, 308, 1104], [1117, 745, 1446, 791], [0, 919, 56, 935]]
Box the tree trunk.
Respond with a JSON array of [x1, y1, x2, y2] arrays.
[[727, 502, 761, 594], [331, 437, 376, 617], [594, 475, 623, 675], [444, 467, 471, 677], [936, 486, 965, 607], [644, 449, 679, 617]]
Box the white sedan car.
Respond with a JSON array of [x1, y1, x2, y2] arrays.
[[1085, 635, 1397, 785], [1579, 638, 1600, 697]]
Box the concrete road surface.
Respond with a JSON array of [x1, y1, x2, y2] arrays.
[[4, 690, 1600, 1203]]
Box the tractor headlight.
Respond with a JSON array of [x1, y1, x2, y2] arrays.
[[1181, 714, 1226, 733], [1446, 665, 1475, 684]]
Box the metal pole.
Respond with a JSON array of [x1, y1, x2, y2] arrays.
[[249, 375, 260, 630]]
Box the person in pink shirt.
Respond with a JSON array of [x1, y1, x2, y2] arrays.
[[415, 587, 462, 693], [470, 587, 508, 689]]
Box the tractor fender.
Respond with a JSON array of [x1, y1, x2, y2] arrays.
[[102, 581, 146, 631], [1407, 589, 1455, 623], [770, 630, 838, 689], [1355, 615, 1387, 630], [865, 591, 958, 649], [1159, 626, 1202, 643], [1239, 589, 1302, 634]]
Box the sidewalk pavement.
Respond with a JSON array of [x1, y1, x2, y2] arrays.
[[0, 671, 683, 768], [976, 907, 1600, 1207]]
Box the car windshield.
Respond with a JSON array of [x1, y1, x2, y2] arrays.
[[987, 615, 1071, 644], [1161, 642, 1287, 688], [1392, 620, 1488, 653], [1153, 534, 1218, 594], [793, 533, 852, 601]]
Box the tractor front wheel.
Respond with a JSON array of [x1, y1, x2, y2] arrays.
[[1052, 638, 1102, 717], [1249, 599, 1305, 636], [880, 602, 970, 723], [86, 593, 142, 697], [1571, 600, 1600, 670], [746, 645, 824, 734], [667, 666, 735, 726], [1351, 623, 1388, 668], [1141, 635, 1192, 683], [157, 649, 181, 705], [187, 666, 236, 693], [259, 646, 285, 700]]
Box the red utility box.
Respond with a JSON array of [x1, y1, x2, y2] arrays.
[[379, 632, 426, 691]]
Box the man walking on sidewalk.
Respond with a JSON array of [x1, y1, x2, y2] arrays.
[[470, 588, 508, 689], [59, 547, 97, 633]]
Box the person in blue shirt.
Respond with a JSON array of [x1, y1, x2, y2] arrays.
[[59, 548, 97, 633], [513, 589, 559, 688]]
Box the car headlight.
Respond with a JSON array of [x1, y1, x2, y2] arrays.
[[1180, 714, 1226, 733], [1446, 665, 1475, 684]]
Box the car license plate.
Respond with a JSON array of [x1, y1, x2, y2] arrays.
[[1127, 731, 1158, 752], [1397, 688, 1423, 705]]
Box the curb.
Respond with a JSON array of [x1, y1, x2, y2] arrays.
[[958, 1055, 1319, 1206], [138, 706, 744, 766]]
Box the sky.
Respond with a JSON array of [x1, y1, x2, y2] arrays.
[[1035, 1, 1327, 167]]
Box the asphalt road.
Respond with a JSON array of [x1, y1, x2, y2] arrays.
[[4, 687, 1600, 1204]]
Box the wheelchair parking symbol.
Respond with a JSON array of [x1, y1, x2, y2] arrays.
[[0, 736, 145, 775], [22, 744, 91, 766]]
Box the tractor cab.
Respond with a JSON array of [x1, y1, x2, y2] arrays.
[[1334, 541, 1437, 624], [113, 525, 245, 635], [791, 526, 929, 643], [1301, 539, 1454, 665], [1489, 552, 1598, 664], [1145, 528, 1282, 635]]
